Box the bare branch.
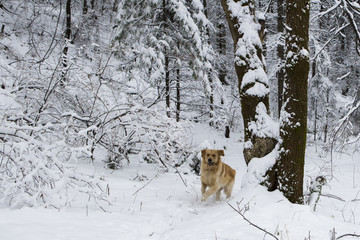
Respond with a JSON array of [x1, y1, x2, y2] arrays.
[[228, 203, 279, 240], [311, 0, 341, 22], [336, 233, 360, 239]]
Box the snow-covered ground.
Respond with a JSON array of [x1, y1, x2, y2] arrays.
[[1, 124, 359, 240]]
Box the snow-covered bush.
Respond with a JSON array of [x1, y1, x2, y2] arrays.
[[0, 92, 110, 209], [61, 75, 194, 170]]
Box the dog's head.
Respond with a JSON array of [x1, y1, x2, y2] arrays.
[[201, 149, 224, 167]]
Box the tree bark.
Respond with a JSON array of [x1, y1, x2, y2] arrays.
[[83, 0, 88, 14], [203, 0, 214, 125], [219, 0, 277, 164], [163, 0, 170, 118], [61, 0, 72, 85], [277, 0, 310, 204], [165, 55, 170, 117], [217, 22, 227, 85], [277, 0, 285, 117], [176, 47, 181, 122]]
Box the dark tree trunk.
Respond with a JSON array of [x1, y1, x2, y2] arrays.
[[203, 0, 214, 125], [314, 99, 317, 142], [277, 0, 285, 117], [165, 55, 170, 117], [83, 0, 88, 14], [225, 126, 230, 138], [61, 0, 72, 85], [163, 0, 170, 118], [312, 60, 317, 142], [219, 0, 277, 164], [217, 22, 227, 85], [176, 57, 181, 122], [277, 0, 310, 204]]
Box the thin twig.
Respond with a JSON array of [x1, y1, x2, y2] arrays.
[[228, 203, 279, 240], [320, 193, 346, 202], [133, 178, 154, 196], [163, 161, 188, 187]]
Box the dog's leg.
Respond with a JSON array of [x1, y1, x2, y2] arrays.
[[215, 189, 221, 201], [201, 185, 220, 201], [201, 183, 207, 195], [224, 179, 235, 199]]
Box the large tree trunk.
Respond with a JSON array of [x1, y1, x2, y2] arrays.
[[219, 0, 277, 164], [277, 0, 310, 204]]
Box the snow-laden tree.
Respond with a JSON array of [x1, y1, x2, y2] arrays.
[[0, 0, 199, 208], [276, 0, 310, 204], [115, 0, 224, 124], [219, 0, 277, 165], [0, 1, 117, 209], [219, 0, 311, 204], [307, 0, 360, 144], [330, 88, 360, 172]]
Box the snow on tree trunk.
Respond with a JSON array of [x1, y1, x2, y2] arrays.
[[219, 0, 277, 164], [277, 0, 310, 204], [277, 0, 285, 118]]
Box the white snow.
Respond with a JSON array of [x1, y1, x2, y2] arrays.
[[1, 123, 359, 240], [248, 103, 279, 139], [241, 68, 268, 90]]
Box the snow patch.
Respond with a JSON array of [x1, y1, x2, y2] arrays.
[[241, 148, 278, 187], [248, 103, 279, 138]]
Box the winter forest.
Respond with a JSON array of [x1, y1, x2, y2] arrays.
[[0, 0, 360, 239]]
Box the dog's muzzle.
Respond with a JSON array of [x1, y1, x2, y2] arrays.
[[207, 158, 214, 166]]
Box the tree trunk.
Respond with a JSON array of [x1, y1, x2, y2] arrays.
[[61, 0, 72, 85], [163, 0, 170, 118], [277, 0, 285, 117], [83, 0, 88, 14], [219, 0, 277, 164], [217, 22, 227, 85], [176, 56, 181, 122], [314, 99, 317, 142], [277, 0, 310, 204], [312, 60, 317, 142], [203, 0, 214, 125], [324, 89, 330, 143], [165, 55, 170, 117]]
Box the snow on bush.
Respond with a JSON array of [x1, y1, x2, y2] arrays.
[[0, 94, 110, 209]]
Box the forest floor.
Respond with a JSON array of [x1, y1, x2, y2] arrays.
[[0, 123, 359, 240]]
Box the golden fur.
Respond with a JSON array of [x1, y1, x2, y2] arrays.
[[200, 149, 236, 201]]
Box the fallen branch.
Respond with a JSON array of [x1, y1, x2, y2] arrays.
[[228, 203, 279, 240], [336, 233, 360, 239]]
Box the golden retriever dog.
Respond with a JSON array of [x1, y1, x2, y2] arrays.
[[200, 149, 236, 202]]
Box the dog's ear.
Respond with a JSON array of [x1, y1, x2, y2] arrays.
[[218, 150, 224, 156], [201, 149, 207, 158]]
